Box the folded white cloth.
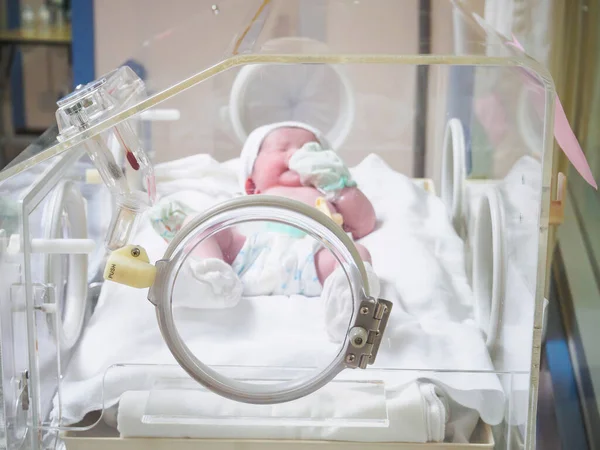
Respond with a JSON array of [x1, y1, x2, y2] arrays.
[[154, 153, 240, 199], [355, 155, 475, 326], [117, 379, 446, 442]]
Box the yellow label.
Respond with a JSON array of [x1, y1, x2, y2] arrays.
[[315, 197, 344, 227], [103, 245, 156, 289]]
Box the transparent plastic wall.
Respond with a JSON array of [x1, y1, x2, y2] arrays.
[[0, 146, 112, 450], [0, 1, 554, 450]]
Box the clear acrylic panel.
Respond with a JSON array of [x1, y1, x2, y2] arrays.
[[58, 364, 529, 448], [0, 147, 113, 450], [0, 0, 553, 184]]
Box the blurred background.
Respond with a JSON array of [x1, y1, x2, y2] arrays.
[[0, 1, 597, 448]]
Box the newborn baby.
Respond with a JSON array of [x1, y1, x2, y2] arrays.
[[176, 122, 380, 327]]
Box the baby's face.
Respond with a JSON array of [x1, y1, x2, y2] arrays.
[[246, 127, 318, 194]]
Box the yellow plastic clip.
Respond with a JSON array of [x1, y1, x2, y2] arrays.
[[103, 244, 157, 288], [549, 172, 566, 226], [315, 197, 344, 227]]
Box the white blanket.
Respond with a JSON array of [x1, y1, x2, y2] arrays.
[[53, 154, 504, 441]]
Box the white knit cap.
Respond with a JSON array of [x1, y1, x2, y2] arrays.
[[239, 121, 330, 192]]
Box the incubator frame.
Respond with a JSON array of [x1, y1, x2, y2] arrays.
[[1, 146, 94, 441], [0, 1, 563, 446], [0, 102, 553, 449]]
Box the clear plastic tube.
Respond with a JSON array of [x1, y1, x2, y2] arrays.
[[82, 135, 148, 250], [84, 136, 130, 194], [105, 192, 147, 251]]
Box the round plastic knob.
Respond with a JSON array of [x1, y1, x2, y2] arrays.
[[349, 326, 368, 348]]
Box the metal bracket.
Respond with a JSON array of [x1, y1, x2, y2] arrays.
[[18, 370, 29, 411], [344, 298, 393, 369], [549, 172, 566, 226], [147, 259, 168, 306]]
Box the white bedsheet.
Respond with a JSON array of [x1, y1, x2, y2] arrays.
[[53, 154, 504, 441]]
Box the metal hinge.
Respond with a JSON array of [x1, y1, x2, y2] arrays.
[[18, 370, 29, 411], [344, 298, 393, 369]]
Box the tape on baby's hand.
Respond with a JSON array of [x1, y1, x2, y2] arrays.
[[315, 197, 344, 227]]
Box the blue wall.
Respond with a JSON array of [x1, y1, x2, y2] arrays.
[[5, 0, 95, 130], [71, 0, 95, 86], [7, 0, 24, 129]]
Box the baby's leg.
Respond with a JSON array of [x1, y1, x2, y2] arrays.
[[177, 223, 246, 309], [318, 243, 377, 342], [220, 229, 247, 265], [315, 244, 372, 285], [188, 228, 246, 264], [183, 215, 246, 264]]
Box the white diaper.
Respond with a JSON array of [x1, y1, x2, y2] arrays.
[[175, 228, 380, 324], [232, 231, 323, 297]]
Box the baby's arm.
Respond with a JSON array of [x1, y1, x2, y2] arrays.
[[332, 187, 376, 239]]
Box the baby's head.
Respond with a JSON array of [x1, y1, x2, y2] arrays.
[[239, 122, 328, 195]]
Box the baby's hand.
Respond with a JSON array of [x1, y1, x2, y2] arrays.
[[332, 188, 376, 240], [288, 143, 355, 196], [315, 197, 344, 227]]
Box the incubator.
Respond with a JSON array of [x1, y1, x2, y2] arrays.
[[0, 1, 562, 449]]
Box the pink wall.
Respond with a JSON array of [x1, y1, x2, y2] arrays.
[[94, 1, 483, 178]]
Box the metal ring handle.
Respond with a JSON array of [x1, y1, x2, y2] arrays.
[[149, 195, 372, 404]]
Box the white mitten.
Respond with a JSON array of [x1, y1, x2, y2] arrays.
[[322, 262, 380, 343], [289, 142, 356, 197], [174, 258, 243, 309]]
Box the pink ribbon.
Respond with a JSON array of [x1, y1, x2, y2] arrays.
[[508, 35, 597, 189]]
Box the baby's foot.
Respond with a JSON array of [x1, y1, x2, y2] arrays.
[[322, 262, 380, 343], [175, 258, 243, 309]]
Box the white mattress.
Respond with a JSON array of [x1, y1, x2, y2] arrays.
[[53, 154, 505, 442]]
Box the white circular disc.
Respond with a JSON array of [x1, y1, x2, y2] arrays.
[[229, 37, 355, 149], [472, 188, 506, 352], [43, 181, 89, 351]]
